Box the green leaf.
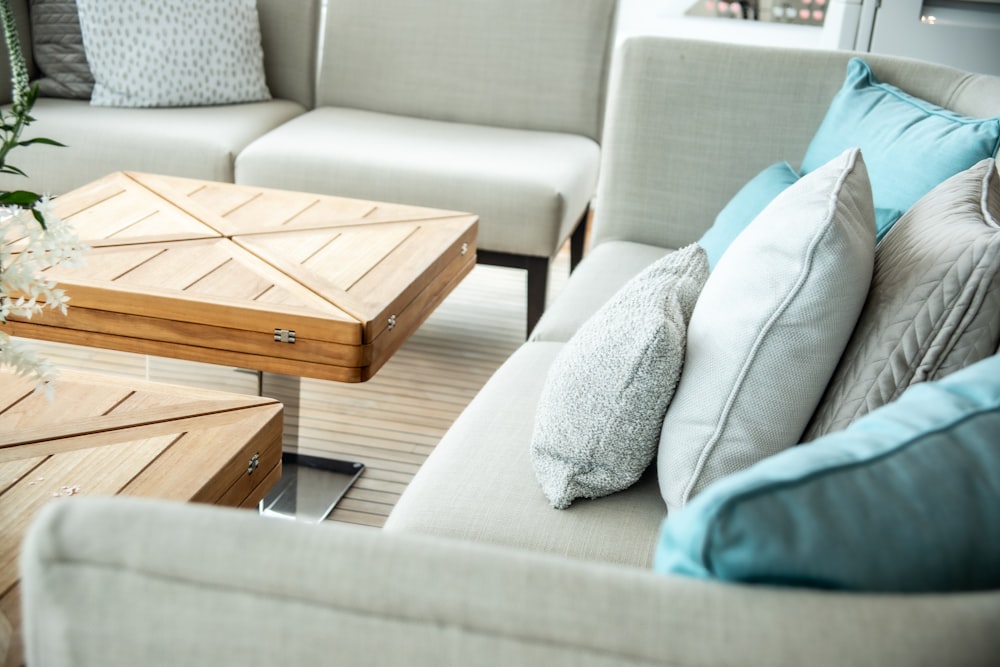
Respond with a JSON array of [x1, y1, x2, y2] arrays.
[[31, 206, 47, 229], [0, 189, 40, 207], [19, 137, 65, 148]]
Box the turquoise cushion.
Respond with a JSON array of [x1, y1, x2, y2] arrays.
[[699, 162, 799, 270], [802, 58, 1000, 241], [654, 353, 1000, 592], [701, 160, 905, 268]]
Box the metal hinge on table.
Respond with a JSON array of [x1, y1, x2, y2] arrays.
[[273, 328, 296, 344]]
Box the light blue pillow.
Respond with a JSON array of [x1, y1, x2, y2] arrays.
[[802, 58, 1000, 241], [699, 162, 799, 270], [654, 353, 1000, 592], [701, 160, 905, 268]]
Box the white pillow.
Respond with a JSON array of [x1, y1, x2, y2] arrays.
[[658, 148, 876, 512], [76, 0, 271, 108], [532, 243, 709, 510]]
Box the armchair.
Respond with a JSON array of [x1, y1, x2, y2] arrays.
[[234, 0, 620, 335]]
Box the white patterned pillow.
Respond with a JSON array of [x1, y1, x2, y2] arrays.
[[76, 0, 271, 108], [531, 243, 709, 510], [658, 148, 876, 512]]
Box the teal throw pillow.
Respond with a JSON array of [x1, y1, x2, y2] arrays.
[[802, 58, 1000, 241], [654, 353, 1000, 592], [699, 162, 799, 270]]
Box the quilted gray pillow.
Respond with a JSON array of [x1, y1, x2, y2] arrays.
[[30, 0, 94, 99], [803, 158, 1000, 441], [531, 243, 709, 510], [76, 0, 271, 108]]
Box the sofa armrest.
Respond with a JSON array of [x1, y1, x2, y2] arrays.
[[21, 497, 1000, 667]]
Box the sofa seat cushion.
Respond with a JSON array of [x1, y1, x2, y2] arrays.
[[234, 107, 601, 259], [0, 97, 306, 195], [530, 240, 671, 342], [385, 342, 667, 568]]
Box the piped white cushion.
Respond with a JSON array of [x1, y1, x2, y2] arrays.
[[658, 148, 876, 512]]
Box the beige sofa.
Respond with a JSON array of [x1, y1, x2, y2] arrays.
[[0, 0, 317, 194], [19, 35, 1000, 666]]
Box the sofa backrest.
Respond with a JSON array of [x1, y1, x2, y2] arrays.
[[0, 0, 319, 109], [592, 36, 1000, 251], [315, 0, 619, 142], [255, 0, 320, 109]]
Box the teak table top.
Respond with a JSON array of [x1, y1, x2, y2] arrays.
[[0, 369, 284, 667], [2, 172, 479, 382]]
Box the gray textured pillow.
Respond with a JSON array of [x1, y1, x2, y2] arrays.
[[30, 0, 94, 99], [658, 148, 876, 512], [531, 243, 709, 510], [803, 158, 1000, 441], [76, 0, 271, 108]]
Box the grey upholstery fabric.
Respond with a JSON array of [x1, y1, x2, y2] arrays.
[[23, 497, 1000, 667], [804, 158, 1000, 440], [386, 342, 667, 568], [532, 244, 708, 509], [658, 149, 875, 511], [591, 36, 1000, 254], [29, 0, 94, 99], [318, 0, 618, 141]]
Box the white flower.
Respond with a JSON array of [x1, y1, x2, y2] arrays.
[[1, 204, 88, 394]]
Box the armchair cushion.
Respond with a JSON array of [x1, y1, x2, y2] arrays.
[[658, 148, 875, 511], [803, 158, 1000, 440], [655, 353, 1000, 593], [802, 58, 1000, 241], [235, 107, 600, 258], [531, 244, 708, 509], [76, 0, 271, 108]]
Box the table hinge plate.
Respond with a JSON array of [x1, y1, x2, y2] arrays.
[[273, 328, 296, 344]]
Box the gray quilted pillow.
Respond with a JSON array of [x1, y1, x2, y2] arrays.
[[803, 158, 1000, 441], [531, 243, 709, 510], [30, 0, 94, 99]]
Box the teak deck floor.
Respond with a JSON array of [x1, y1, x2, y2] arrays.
[[16, 250, 570, 528]]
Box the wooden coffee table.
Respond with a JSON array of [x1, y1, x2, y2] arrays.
[[1, 171, 479, 383], [0, 369, 284, 667]]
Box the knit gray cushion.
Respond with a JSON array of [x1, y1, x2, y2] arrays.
[[531, 243, 709, 510], [802, 158, 1000, 441], [30, 0, 94, 99]]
